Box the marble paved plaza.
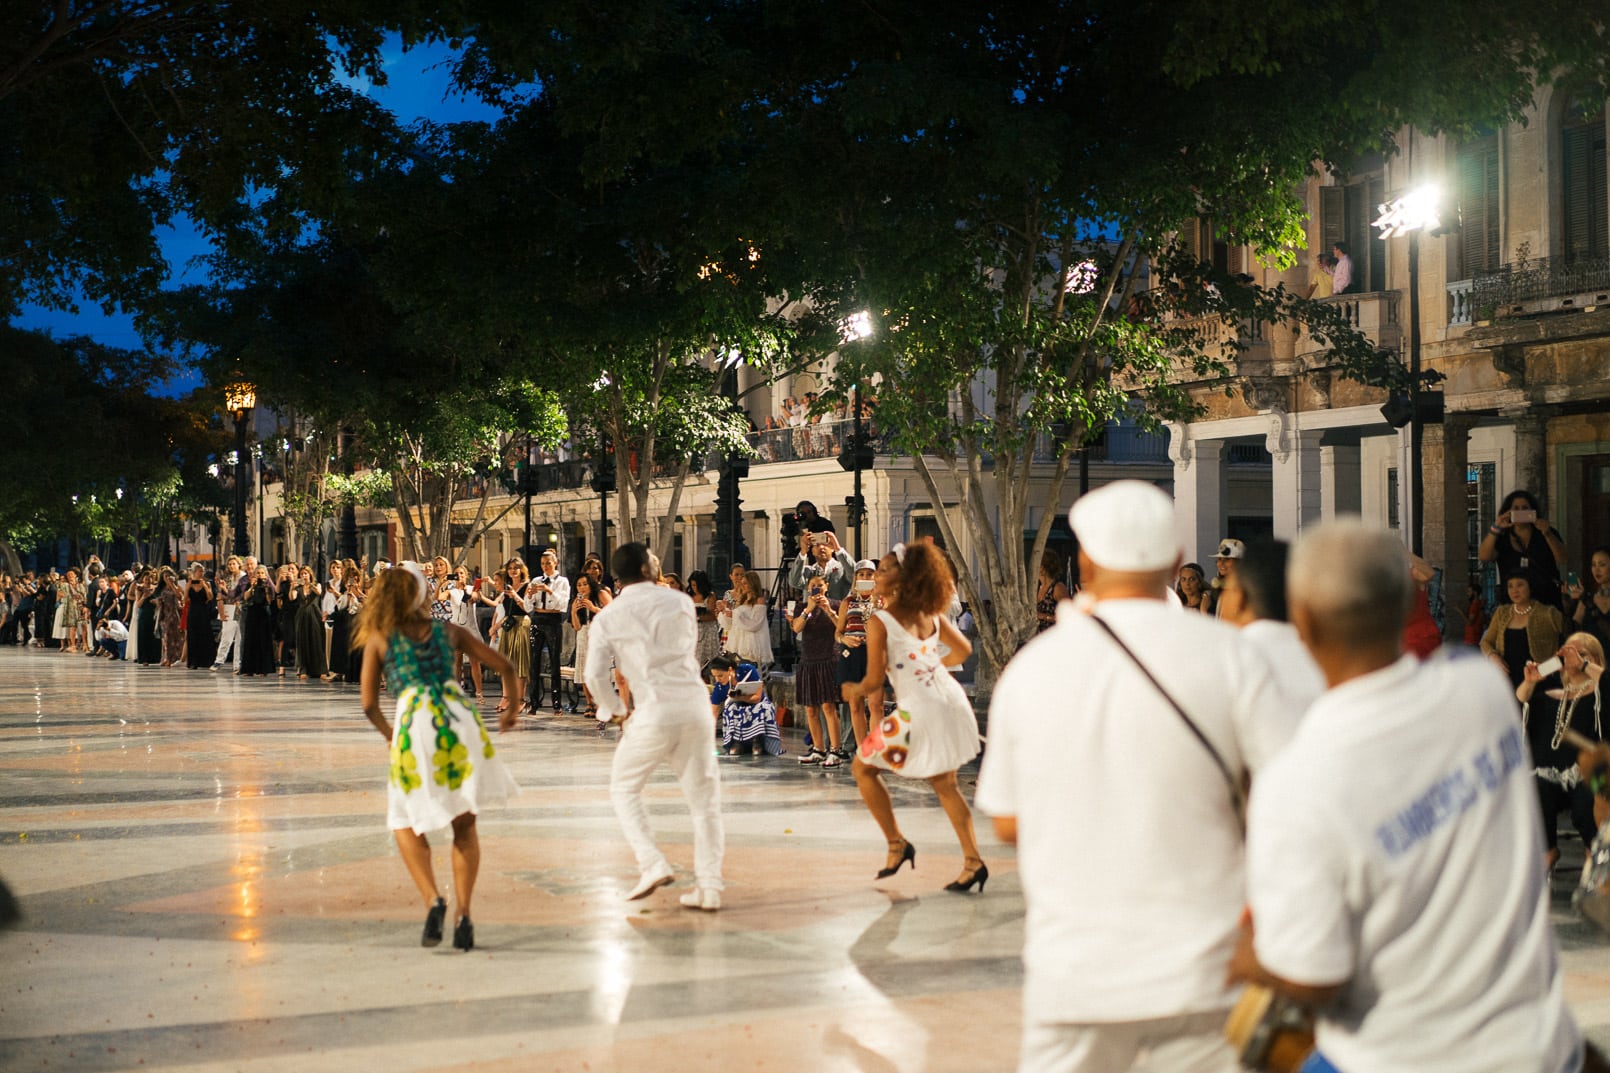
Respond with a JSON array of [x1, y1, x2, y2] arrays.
[[5, 648, 1610, 1073]]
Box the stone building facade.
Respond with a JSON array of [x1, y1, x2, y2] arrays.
[[1166, 85, 1610, 637]]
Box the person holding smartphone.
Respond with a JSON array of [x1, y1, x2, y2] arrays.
[[790, 577, 843, 766], [1518, 633, 1607, 878], [1479, 489, 1568, 609]]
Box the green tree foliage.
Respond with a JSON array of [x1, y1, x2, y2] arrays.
[[0, 2, 479, 318], [0, 327, 223, 572], [467, 0, 1605, 677]]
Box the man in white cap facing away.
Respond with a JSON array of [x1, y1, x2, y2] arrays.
[[976, 481, 1297, 1073]]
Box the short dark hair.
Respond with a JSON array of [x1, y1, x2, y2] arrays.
[[706, 655, 736, 674], [795, 500, 817, 515], [1332, 240, 1350, 256], [1236, 539, 1291, 622], [612, 542, 656, 585]]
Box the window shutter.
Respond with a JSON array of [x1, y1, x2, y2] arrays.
[[1227, 245, 1245, 275], [1563, 111, 1608, 262], [1458, 136, 1500, 276], [1320, 186, 1345, 252]]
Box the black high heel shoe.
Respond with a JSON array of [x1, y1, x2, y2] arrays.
[[421, 897, 447, 947], [876, 840, 916, 879], [452, 915, 474, 952], [945, 861, 989, 894]]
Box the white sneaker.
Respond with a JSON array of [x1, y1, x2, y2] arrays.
[[799, 748, 825, 765], [822, 751, 842, 768], [626, 863, 675, 901], [679, 888, 721, 912]]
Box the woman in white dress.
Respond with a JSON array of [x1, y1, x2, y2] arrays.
[[718, 568, 773, 666], [848, 542, 986, 893], [357, 563, 520, 952]]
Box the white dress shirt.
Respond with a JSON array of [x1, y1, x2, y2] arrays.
[[530, 573, 571, 615], [585, 582, 710, 724]]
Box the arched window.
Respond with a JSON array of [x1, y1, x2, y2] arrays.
[[1560, 98, 1607, 262]]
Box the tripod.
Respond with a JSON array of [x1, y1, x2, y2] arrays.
[[769, 557, 798, 672]]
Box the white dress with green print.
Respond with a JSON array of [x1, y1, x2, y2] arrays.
[[384, 620, 519, 833]]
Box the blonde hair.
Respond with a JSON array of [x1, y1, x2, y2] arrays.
[[1567, 632, 1606, 669], [353, 567, 429, 650]]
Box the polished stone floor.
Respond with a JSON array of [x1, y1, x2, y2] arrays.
[[3, 648, 1610, 1073]]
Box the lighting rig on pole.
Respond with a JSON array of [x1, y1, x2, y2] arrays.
[[1374, 185, 1447, 557]]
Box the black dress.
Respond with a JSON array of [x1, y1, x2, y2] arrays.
[[1525, 680, 1605, 851], [184, 585, 215, 668], [135, 594, 160, 664], [328, 596, 351, 682], [293, 591, 327, 677], [1494, 529, 1564, 609], [1577, 597, 1610, 653], [238, 583, 278, 675], [275, 589, 298, 668]]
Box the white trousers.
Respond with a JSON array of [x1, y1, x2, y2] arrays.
[[609, 715, 724, 891], [1020, 1010, 1237, 1073], [214, 616, 240, 667]]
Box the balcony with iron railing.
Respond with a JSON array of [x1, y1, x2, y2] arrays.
[[1467, 255, 1610, 321], [1292, 291, 1401, 361]]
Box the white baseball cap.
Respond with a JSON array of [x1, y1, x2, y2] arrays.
[[1068, 481, 1180, 572]]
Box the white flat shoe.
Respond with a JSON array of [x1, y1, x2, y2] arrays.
[[678, 888, 721, 912], [626, 864, 674, 901]]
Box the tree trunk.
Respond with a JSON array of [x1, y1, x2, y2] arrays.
[[0, 537, 21, 576]]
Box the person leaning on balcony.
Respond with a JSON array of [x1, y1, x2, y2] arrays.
[[1481, 569, 1566, 688], [1306, 252, 1336, 299], [1324, 240, 1355, 295], [1479, 489, 1568, 610]]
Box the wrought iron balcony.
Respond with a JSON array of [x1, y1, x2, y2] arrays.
[[1471, 255, 1610, 319]]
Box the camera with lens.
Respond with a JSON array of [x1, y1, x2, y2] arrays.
[[780, 510, 802, 545]]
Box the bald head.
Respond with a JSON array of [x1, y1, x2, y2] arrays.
[[1289, 520, 1410, 657]]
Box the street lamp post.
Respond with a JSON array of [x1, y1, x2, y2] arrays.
[[1374, 186, 1441, 557], [224, 380, 256, 557]]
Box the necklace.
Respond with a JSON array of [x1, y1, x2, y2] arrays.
[[1552, 682, 1597, 750], [1513, 603, 1534, 616]]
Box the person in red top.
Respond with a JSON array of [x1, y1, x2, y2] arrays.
[[1402, 552, 1443, 659]]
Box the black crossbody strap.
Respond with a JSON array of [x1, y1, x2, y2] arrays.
[[1090, 615, 1247, 831]]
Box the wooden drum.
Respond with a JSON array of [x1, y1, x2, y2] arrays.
[[1225, 984, 1315, 1073]]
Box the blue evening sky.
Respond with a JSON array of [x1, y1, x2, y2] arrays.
[[11, 36, 508, 391]]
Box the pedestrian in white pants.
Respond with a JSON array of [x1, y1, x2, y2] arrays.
[[585, 543, 725, 911], [212, 556, 246, 672]]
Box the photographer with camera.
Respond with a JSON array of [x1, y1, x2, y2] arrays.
[[1480, 489, 1568, 609], [789, 529, 856, 601]]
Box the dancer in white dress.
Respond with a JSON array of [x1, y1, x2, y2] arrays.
[[358, 563, 520, 952], [849, 542, 986, 892]]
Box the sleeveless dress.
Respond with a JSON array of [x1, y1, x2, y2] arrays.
[[858, 610, 981, 778], [384, 620, 519, 833]]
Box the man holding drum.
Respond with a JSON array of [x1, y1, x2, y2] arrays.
[[1229, 519, 1584, 1073]]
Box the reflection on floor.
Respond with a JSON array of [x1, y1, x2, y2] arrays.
[[1, 649, 1607, 1071]]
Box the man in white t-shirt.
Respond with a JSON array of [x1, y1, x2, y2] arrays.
[[1213, 538, 1325, 714], [585, 542, 725, 911], [977, 481, 1296, 1073], [1229, 519, 1584, 1073]]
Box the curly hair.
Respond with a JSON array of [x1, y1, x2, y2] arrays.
[[353, 567, 429, 650], [886, 543, 953, 617]]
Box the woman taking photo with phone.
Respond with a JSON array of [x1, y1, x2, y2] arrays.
[[1518, 633, 1606, 878], [1479, 489, 1568, 609], [791, 575, 844, 767], [491, 563, 531, 716]]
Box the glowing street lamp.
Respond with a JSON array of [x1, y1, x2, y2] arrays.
[[224, 378, 256, 557], [1373, 184, 1442, 556]]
